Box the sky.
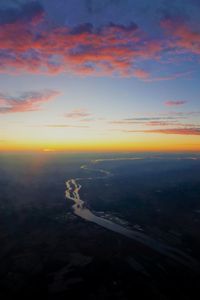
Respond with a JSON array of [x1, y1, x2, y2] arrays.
[[0, 0, 200, 152]]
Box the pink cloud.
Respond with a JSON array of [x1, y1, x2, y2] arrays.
[[161, 19, 200, 55], [132, 69, 150, 79], [65, 109, 91, 119], [145, 120, 178, 126], [125, 128, 200, 136], [165, 100, 187, 107], [111, 119, 193, 128], [146, 128, 200, 135], [144, 70, 194, 82], [1, 9, 199, 79], [0, 90, 60, 113], [0, 15, 163, 77]]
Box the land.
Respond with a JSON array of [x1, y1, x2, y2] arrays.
[[0, 153, 200, 299]]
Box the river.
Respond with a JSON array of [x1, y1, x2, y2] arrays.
[[65, 160, 199, 272]]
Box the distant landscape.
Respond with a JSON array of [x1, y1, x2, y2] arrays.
[[0, 152, 200, 299]]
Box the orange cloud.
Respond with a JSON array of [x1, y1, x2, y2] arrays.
[[0, 90, 60, 113]]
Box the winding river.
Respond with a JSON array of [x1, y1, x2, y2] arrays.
[[65, 160, 199, 272]]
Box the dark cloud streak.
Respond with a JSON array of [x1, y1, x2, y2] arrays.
[[0, 1, 44, 25], [124, 128, 200, 136]]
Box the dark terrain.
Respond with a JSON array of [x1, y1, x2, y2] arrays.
[[0, 152, 200, 299]]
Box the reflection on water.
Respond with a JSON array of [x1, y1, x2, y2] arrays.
[[65, 162, 199, 272]]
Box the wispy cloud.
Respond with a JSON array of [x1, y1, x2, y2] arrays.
[[162, 111, 200, 117], [111, 109, 200, 127], [144, 71, 194, 82], [165, 100, 187, 107], [79, 118, 94, 122], [132, 69, 150, 79], [145, 120, 179, 126], [0, 90, 60, 113], [110, 116, 180, 125], [125, 128, 200, 136], [44, 124, 89, 128], [65, 109, 91, 119], [110, 112, 200, 136]]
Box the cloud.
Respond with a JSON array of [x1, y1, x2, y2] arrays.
[[110, 112, 200, 131], [144, 70, 194, 82], [79, 118, 94, 122], [132, 68, 150, 79], [0, 2, 199, 78], [110, 116, 179, 125], [0, 4, 163, 77], [65, 109, 91, 118], [161, 18, 200, 55], [165, 100, 187, 107], [110, 118, 194, 128], [44, 124, 89, 128], [0, 1, 44, 25], [145, 120, 179, 126], [125, 128, 200, 136], [0, 90, 60, 113], [162, 111, 200, 117]]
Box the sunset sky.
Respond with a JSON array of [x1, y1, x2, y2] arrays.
[[0, 0, 200, 152]]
